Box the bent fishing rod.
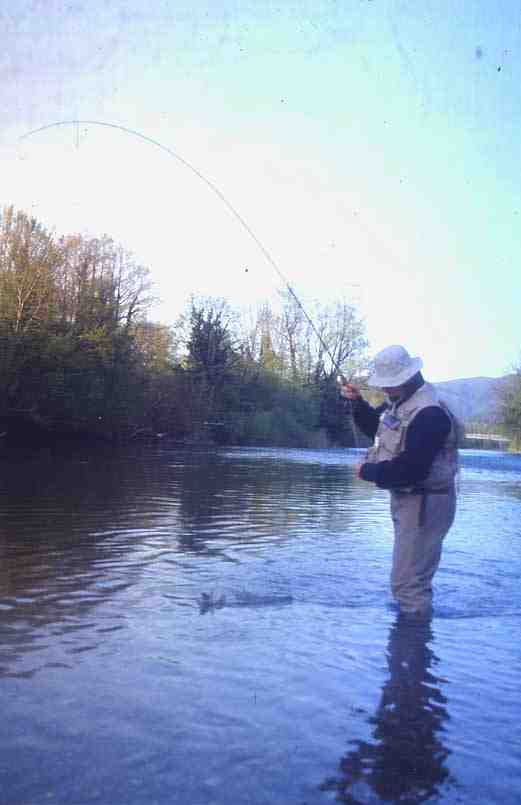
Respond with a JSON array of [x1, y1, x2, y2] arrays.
[[20, 121, 348, 373], [20, 120, 361, 433]]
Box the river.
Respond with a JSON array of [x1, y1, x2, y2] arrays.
[[1, 445, 520, 805]]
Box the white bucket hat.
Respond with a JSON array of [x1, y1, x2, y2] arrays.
[[367, 345, 423, 388]]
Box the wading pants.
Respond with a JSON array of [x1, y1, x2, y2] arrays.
[[390, 486, 456, 614]]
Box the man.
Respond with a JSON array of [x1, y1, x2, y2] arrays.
[[340, 345, 460, 619]]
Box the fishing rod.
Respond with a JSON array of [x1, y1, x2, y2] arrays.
[[20, 120, 347, 373], [19, 120, 361, 436]]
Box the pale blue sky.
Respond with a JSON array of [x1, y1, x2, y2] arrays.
[[1, 1, 520, 381]]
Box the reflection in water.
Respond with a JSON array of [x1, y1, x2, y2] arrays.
[[175, 449, 361, 552], [321, 617, 452, 804], [0, 446, 361, 678]]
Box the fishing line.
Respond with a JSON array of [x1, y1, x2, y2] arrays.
[[19, 119, 360, 442]]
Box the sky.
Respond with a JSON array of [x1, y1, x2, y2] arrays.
[[1, 0, 520, 382]]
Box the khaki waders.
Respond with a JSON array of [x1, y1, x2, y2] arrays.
[[390, 486, 456, 614]]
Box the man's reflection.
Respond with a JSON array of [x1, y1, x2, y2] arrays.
[[321, 615, 453, 804]]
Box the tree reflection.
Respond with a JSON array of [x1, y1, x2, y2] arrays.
[[175, 449, 356, 554], [321, 616, 453, 804]]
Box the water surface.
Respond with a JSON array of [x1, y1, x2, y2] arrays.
[[1, 445, 520, 804]]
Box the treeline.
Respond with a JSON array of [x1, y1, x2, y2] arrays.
[[499, 363, 521, 452], [0, 206, 371, 448]]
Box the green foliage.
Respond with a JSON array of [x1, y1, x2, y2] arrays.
[[501, 370, 521, 429], [509, 432, 521, 453], [0, 206, 155, 433], [0, 206, 369, 447], [499, 361, 521, 452]]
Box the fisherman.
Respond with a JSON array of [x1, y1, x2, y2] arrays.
[[340, 345, 460, 620]]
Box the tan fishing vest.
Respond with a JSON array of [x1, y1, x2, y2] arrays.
[[365, 382, 461, 491]]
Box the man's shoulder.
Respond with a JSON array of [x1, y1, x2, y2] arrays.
[[412, 404, 451, 434]]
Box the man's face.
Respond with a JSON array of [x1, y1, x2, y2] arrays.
[[382, 385, 404, 401]]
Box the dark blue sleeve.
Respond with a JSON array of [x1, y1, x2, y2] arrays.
[[359, 406, 451, 489]]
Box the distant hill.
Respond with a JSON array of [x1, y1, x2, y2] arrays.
[[433, 376, 510, 424]]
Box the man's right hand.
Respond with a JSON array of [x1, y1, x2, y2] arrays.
[[339, 382, 362, 401]]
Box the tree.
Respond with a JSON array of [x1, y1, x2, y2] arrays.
[[132, 322, 176, 373], [276, 291, 369, 444], [0, 206, 62, 334], [0, 207, 158, 436], [0, 207, 64, 408], [56, 233, 154, 332], [182, 297, 239, 430], [499, 360, 521, 451]]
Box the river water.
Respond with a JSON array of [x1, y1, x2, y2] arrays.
[[0, 445, 520, 805]]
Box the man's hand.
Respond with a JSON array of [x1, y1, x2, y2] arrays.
[[339, 381, 362, 401]]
